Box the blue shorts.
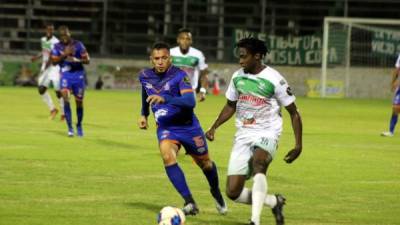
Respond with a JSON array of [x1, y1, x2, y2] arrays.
[[61, 74, 86, 100], [393, 87, 400, 105], [157, 125, 208, 156]]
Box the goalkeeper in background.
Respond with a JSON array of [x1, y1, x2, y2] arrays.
[[170, 28, 209, 102], [381, 54, 400, 137]]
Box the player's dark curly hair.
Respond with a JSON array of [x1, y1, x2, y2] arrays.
[[151, 42, 170, 51], [236, 37, 269, 57]]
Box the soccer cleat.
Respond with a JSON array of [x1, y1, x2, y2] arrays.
[[211, 189, 228, 215], [67, 128, 74, 137], [272, 194, 286, 225], [381, 131, 394, 137], [60, 114, 65, 121], [248, 220, 256, 225], [214, 198, 228, 215], [77, 125, 84, 137], [182, 202, 199, 216], [49, 108, 59, 120]]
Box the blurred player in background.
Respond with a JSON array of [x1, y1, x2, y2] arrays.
[[31, 24, 64, 120], [381, 54, 400, 137], [138, 42, 227, 216], [51, 25, 90, 137], [170, 28, 209, 102], [206, 37, 303, 225]]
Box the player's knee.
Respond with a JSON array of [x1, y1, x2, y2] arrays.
[[198, 158, 213, 171], [56, 91, 62, 99], [225, 187, 241, 200], [38, 86, 46, 94], [252, 159, 268, 174], [160, 152, 176, 165], [76, 101, 83, 108], [159, 144, 177, 165]]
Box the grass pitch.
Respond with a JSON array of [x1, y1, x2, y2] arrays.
[[0, 87, 399, 225]]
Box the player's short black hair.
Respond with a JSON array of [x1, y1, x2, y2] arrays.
[[44, 22, 54, 28], [236, 37, 269, 57], [58, 25, 69, 32], [178, 28, 191, 35], [151, 42, 170, 52]]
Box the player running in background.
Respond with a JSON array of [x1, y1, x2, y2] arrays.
[[138, 42, 227, 216], [170, 28, 209, 101], [381, 54, 400, 137], [31, 24, 64, 120], [205, 37, 303, 225], [51, 25, 90, 137]]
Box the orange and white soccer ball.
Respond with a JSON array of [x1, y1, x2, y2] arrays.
[[157, 206, 185, 225]]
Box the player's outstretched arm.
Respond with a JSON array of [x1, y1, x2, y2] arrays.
[[284, 102, 303, 163], [205, 100, 237, 141], [31, 52, 42, 62]]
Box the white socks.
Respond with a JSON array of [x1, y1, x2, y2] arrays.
[[234, 187, 252, 204], [234, 187, 277, 208], [251, 173, 267, 225], [41, 91, 55, 111], [233, 174, 278, 225]]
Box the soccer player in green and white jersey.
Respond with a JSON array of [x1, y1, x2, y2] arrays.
[[170, 28, 209, 101], [31, 24, 64, 120], [206, 37, 303, 225]]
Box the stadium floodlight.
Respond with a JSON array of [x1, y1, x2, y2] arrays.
[[321, 17, 400, 98]]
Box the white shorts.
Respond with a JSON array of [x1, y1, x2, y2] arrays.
[[227, 132, 279, 176], [38, 65, 60, 90]]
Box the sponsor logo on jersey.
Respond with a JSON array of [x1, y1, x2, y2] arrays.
[[239, 94, 269, 106], [183, 76, 191, 85]]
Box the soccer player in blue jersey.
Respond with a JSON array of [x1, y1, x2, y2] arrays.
[[137, 42, 227, 216], [382, 53, 400, 137], [51, 25, 90, 137]]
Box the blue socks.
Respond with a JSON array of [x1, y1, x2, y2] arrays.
[[64, 102, 72, 129], [202, 161, 224, 205], [202, 161, 219, 191], [77, 107, 83, 127], [390, 114, 398, 133], [165, 163, 192, 203]]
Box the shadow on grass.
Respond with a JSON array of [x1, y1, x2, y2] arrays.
[[186, 216, 245, 225], [94, 138, 138, 150], [45, 129, 69, 137], [125, 202, 244, 225], [125, 201, 162, 212]]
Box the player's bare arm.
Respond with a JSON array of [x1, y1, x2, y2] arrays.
[[79, 51, 90, 64], [200, 69, 209, 89], [31, 53, 42, 62], [283, 102, 303, 163], [205, 100, 237, 141]]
